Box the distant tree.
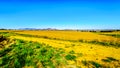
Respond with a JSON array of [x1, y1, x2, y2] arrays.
[[0, 28, 7, 30]]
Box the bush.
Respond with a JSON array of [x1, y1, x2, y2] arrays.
[[69, 50, 75, 54], [89, 61, 102, 68], [65, 54, 76, 60], [81, 60, 88, 66]]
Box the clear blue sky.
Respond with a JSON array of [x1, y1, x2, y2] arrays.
[[0, 0, 120, 29]]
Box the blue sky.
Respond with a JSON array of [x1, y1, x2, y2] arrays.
[[0, 0, 120, 29]]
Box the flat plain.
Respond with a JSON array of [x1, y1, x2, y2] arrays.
[[0, 30, 120, 68]]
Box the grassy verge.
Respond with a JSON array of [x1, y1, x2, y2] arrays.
[[0, 38, 77, 68], [0, 32, 16, 37]]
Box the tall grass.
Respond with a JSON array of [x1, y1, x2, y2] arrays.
[[0, 39, 76, 68]]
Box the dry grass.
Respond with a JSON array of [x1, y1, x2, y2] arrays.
[[14, 30, 120, 43], [1, 30, 120, 67]]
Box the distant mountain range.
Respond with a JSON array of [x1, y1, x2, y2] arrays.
[[0, 28, 120, 32], [18, 28, 58, 30]]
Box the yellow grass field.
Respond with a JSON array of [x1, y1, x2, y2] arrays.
[[0, 30, 120, 68], [14, 30, 120, 43]]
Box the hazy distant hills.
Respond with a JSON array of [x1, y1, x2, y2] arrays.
[[0, 28, 120, 32], [18, 28, 58, 30]]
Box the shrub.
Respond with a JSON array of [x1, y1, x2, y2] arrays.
[[89, 61, 102, 68], [65, 54, 76, 60], [81, 60, 88, 66], [69, 50, 75, 54]]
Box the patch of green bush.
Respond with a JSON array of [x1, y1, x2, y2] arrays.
[[65, 54, 76, 60], [81, 60, 88, 66], [69, 50, 75, 54], [0, 39, 70, 68], [89, 61, 102, 68], [81, 60, 102, 68], [102, 57, 118, 62]]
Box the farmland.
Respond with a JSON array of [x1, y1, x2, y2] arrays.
[[0, 30, 120, 68]]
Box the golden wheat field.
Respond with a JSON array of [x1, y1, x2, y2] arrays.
[[0, 30, 120, 68], [14, 30, 120, 43]]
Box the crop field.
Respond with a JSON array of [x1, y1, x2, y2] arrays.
[[98, 31, 120, 38], [0, 30, 120, 68]]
